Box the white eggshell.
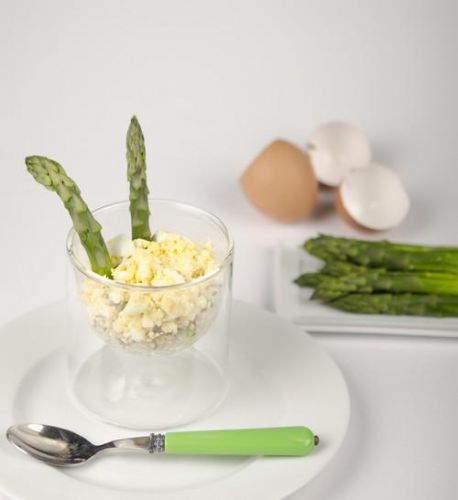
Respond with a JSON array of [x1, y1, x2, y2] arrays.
[[307, 122, 371, 186], [339, 164, 410, 230]]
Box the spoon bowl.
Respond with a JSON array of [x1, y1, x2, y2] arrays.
[[7, 424, 99, 466]]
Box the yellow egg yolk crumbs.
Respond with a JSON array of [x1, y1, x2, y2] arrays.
[[80, 231, 222, 354], [111, 231, 218, 286]]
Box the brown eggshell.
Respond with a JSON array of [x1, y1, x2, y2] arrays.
[[335, 188, 377, 232], [240, 139, 318, 222]]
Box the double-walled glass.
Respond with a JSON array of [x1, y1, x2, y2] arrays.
[[66, 199, 233, 429]]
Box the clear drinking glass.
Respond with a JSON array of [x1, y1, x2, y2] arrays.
[[66, 199, 233, 429]]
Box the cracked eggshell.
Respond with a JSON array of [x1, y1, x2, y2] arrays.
[[307, 122, 371, 187], [240, 139, 318, 222], [336, 164, 410, 231]]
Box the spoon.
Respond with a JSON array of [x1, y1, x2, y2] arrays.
[[7, 423, 319, 467]]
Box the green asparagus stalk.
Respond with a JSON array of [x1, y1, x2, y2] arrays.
[[330, 293, 458, 317], [126, 116, 151, 240], [304, 235, 458, 274], [320, 261, 370, 277], [294, 262, 371, 289], [294, 273, 333, 288], [25, 156, 112, 277], [311, 270, 458, 302]]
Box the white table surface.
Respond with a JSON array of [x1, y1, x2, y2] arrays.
[[1, 0, 458, 498]]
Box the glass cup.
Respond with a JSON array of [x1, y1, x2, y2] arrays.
[[66, 199, 233, 429]]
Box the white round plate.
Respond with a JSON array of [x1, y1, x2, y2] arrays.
[[0, 300, 350, 500]]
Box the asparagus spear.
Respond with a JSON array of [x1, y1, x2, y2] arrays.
[[304, 235, 458, 274], [25, 156, 112, 277], [311, 270, 458, 301], [294, 273, 333, 288], [330, 293, 458, 317], [294, 261, 376, 297], [126, 116, 151, 240], [320, 261, 370, 277]]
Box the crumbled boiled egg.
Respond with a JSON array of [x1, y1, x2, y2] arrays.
[[81, 230, 221, 354], [111, 231, 218, 286]]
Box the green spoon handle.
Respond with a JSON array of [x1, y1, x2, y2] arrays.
[[163, 426, 318, 456]]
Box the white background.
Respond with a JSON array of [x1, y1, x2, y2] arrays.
[[1, 0, 458, 498]]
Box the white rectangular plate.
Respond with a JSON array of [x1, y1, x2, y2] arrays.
[[274, 241, 458, 338]]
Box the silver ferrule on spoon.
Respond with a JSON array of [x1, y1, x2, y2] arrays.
[[148, 433, 166, 453]]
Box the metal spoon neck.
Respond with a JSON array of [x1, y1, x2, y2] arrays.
[[98, 433, 165, 455]]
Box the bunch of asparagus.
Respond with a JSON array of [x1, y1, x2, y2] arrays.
[[26, 116, 151, 277], [294, 235, 458, 317]]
